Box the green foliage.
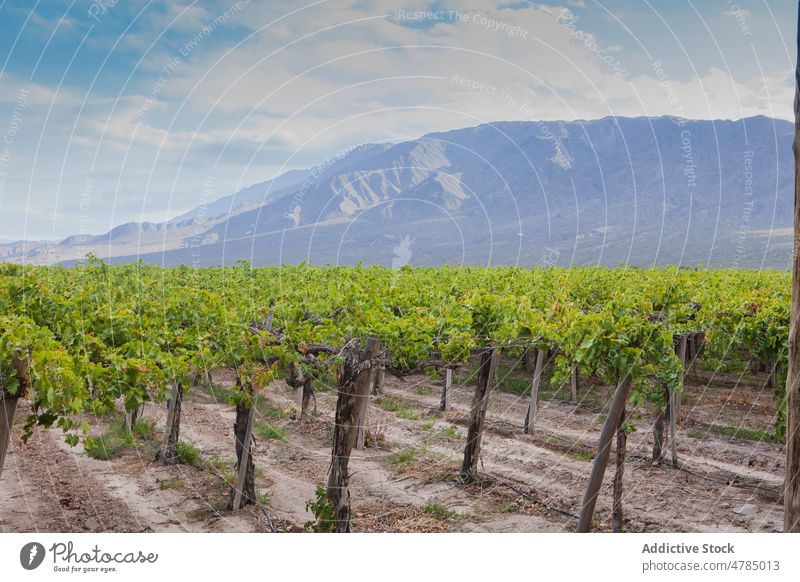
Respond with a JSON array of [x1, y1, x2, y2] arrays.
[[132, 417, 157, 441], [83, 415, 157, 460], [304, 484, 336, 533], [708, 424, 778, 443], [375, 397, 420, 420], [255, 421, 287, 442], [176, 441, 203, 466], [85, 433, 127, 460], [422, 502, 457, 519], [1, 263, 789, 447], [440, 426, 460, 439], [385, 449, 417, 473]]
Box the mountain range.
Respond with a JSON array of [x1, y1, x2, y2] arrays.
[[1, 115, 793, 269]]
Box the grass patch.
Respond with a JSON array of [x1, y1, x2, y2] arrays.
[[497, 375, 531, 396], [84, 415, 158, 460], [85, 433, 127, 460], [687, 429, 710, 441], [440, 426, 461, 440], [422, 502, 457, 519], [708, 424, 778, 443], [256, 421, 287, 442], [176, 441, 203, 467], [384, 449, 417, 473], [205, 455, 237, 486], [420, 420, 435, 430], [132, 417, 157, 440], [255, 399, 291, 420], [566, 450, 593, 461], [186, 507, 209, 522], [376, 397, 420, 420]]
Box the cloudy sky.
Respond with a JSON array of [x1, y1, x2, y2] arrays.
[[0, 0, 795, 240]]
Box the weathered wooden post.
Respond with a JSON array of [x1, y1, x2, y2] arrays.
[[785, 0, 800, 533], [439, 367, 453, 412], [576, 374, 633, 532], [675, 334, 688, 426], [231, 388, 258, 511], [524, 348, 546, 434], [356, 340, 381, 450], [327, 337, 379, 532], [461, 347, 497, 482], [157, 382, 183, 465], [124, 408, 138, 433], [571, 365, 579, 404], [668, 385, 679, 467], [612, 407, 627, 532], [229, 310, 274, 510], [295, 364, 306, 420], [371, 361, 385, 396], [652, 385, 669, 463]]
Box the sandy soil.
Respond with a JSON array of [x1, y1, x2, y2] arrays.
[[0, 360, 785, 533]]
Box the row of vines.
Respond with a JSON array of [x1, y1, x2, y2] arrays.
[[0, 258, 790, 531]]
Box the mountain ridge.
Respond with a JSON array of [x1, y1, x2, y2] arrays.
[[1, 115, 793, 269]]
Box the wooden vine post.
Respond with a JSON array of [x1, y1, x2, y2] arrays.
[[785, 0, 800, 533], [576, 374, 633, 532], [229, 309, 277, 510], [356, 366, 378, 451], [230, 379, 258, 511], [371, 361, 385, 395], [124, 407, 140, 433], [652, 385, 668, 463], [157, 382, 183, 465], [0, 349, 29, 482], [524, 348, 546, 434], [675, 334, 688, 425], [327, 337, 379, 532], [611, 407, 627, 532], [229, 308, 278, 509], [439, 367, 453, 412], [668, 387, 678, 466], [461, 347, 498, 482], [571, 365, 579, 404], [667, 334, 688, 468], [293, 363, 306, 420]]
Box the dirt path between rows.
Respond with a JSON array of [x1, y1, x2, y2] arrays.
[[0, 364, 786, 533]]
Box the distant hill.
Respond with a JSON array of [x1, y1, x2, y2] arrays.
[[2, 116, 793, 269]]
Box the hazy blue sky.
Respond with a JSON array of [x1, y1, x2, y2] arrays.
[[0, 0, 795, 239]]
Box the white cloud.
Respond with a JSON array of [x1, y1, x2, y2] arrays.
[[0, 0, 794, 239]]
